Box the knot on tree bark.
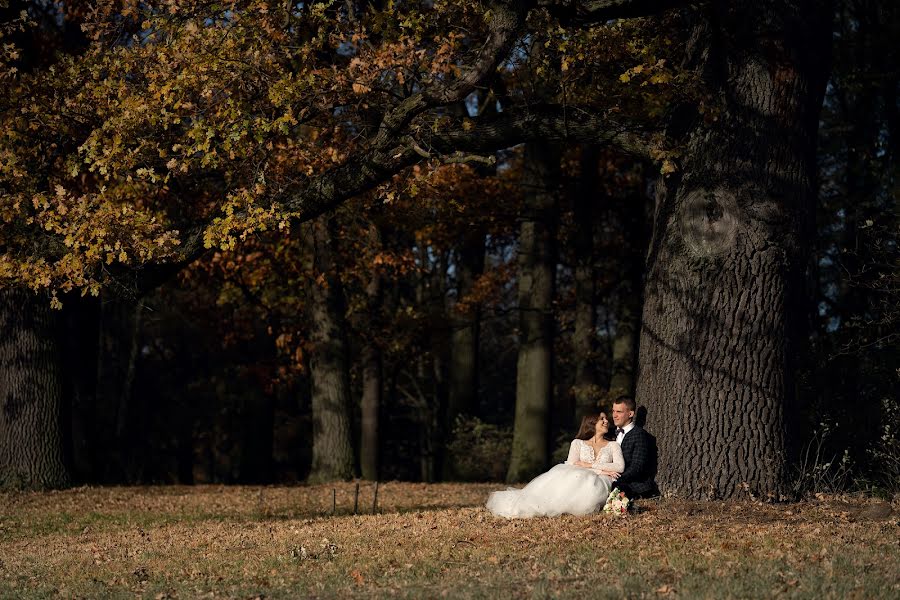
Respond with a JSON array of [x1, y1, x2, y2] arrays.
[[678, 188, 740, 258]]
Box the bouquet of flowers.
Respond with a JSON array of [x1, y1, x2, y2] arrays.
[[602, 488, 630, 516]]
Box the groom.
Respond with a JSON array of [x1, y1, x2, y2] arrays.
[[611, 395, 658, 499]]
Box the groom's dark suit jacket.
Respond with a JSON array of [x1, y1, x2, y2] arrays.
[[618, 426, 658, 498]]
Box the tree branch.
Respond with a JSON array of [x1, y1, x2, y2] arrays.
[[427, 103, 652, 159], [369, 2, 526, 150], [535, 0, 686, 23], [163, 103, 654, 281]]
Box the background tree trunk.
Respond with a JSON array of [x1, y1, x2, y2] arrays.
[[447, 234, 484, 428], [507, 143, 559, 483], [0, 288, 71, 489], [445, 230, 485, 479], [60, 297, 100, 484], [638, 1, 831, 499], [572, 145, 600, 420], [306, 218, 356, 483], [610, 191, 649, 395], [360, 244, 383, 481]]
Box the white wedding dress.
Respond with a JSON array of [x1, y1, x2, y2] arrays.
[[486, 439, 625, 518]]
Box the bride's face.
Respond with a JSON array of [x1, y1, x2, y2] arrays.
[[597, 414, 608, 432]]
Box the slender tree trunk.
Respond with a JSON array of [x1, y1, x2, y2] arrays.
[[306, 218, 355, 483], [246, 401, 275, 483], [507, 143, 559, 483], [94, 296, 144, 482], [360, 340, 381, 480], [61, 297, 100, 483], [115, 302, 143, 482], [175, 399, 194, 484], [610, 191, 648, 395], [359, 240, 383, 481], [0, 288, 71, 489], [412, 247, 450, 482], [572, 145, 600, 420], [415, 345, 435, 483], [638, 1, 831, 499], [447, 234, 484, 427], [432, 250, 451, 480]]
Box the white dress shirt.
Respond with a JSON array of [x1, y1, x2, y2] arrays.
[[616, 422, 635, 444]]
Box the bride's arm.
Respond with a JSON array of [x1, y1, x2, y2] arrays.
[[564, 440, 580, 465]]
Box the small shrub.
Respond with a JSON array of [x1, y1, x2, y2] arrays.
[[869, 395, 900, 495], [791, 419, 852, 497]]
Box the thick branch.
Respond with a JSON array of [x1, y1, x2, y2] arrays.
[[427, 103, 652, 158], [536, 0, 685, 23], [165, 103, 654, 278]]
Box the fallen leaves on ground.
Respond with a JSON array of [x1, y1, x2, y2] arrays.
[[0, 483, 897, 599]]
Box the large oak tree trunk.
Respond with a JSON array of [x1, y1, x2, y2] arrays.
[[507, 143, 559, 483], [306, 218, 355, 483], [638, 1, 831, 499], [0, 288, 71, 489]]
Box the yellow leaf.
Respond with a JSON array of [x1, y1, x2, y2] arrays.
[[660, 159, 677, 175]]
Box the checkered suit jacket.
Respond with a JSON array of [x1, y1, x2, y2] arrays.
[[618, 426, 658, 497]]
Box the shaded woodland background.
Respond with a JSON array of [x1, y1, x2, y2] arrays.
[[1, 1, 897, 493]]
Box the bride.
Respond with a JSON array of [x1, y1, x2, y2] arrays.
[[486, 412, 624, 518]]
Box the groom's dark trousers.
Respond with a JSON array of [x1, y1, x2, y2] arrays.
[[618, 426, 659, 499]]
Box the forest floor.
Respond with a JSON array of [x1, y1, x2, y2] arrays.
[[0, 483, 897, 599]]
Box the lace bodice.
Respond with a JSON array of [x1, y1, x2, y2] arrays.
[[564, 439, 625, 473]]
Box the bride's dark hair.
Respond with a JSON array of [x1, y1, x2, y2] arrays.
[[575, 414, 599, 440], [575, 411, 617, 441], [575, 414, 601, 440]]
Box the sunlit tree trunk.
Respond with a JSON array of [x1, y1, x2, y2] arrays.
[[306, 218, 355, 483]]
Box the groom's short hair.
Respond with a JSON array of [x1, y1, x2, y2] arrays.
[[614, 395, 636, 412]]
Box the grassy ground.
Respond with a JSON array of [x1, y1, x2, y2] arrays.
[[0, 483, 897, 599]]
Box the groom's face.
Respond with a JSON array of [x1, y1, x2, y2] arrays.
[[612, 403, 634, 428]]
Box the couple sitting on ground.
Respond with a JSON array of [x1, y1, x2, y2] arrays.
[[486, 395, 658, 518]]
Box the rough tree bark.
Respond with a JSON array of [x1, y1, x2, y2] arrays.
[[306, 218, 356, 483], [638, 0, 831, 499], [0, 288, 70, 489], [507, 143, 560, 483]]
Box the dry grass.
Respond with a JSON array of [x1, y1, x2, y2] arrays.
[[1, 483, 897, 599]]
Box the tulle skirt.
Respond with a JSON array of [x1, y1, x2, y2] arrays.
[[486, 463, 613, 518]]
